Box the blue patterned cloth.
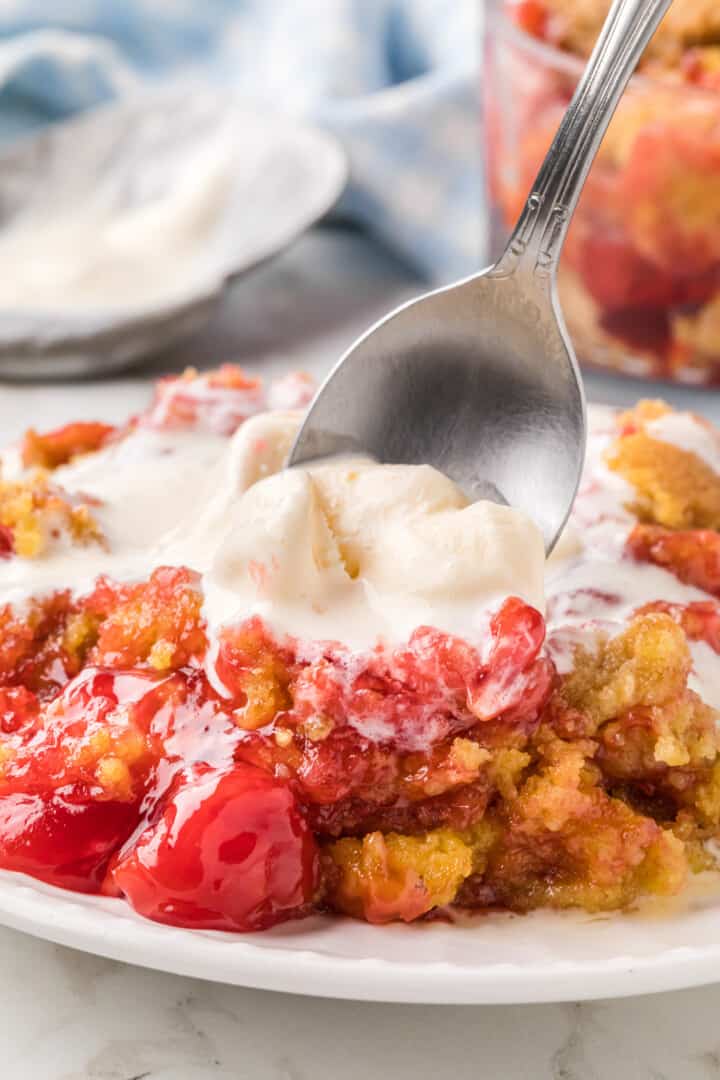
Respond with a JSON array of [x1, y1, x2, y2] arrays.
[[0, 0, 480, 282]]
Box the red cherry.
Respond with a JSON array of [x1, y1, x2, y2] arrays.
[[511, 0, 549, 38], [628, 525, 720, 597], [0, 792, 138, 892], [0, 686, 38, 733], [576, 228, 720, 323], [469, 597, 549, 721], [0, 525, 13, 560], [21, 420, 116, 469], [578, 231, 678, 312], [107, 763, 319, 932], [599, 307, 670, 362], [637, 599, 720, 654]]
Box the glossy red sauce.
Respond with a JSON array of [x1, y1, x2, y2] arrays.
[[0, 585, 550, 931]]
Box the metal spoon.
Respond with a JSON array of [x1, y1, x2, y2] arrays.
[[288, 0, 673, 553]]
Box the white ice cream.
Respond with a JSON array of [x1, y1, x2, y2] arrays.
[[0, 426, 226, 608], [0, 408, 544, 651], [203, 457, 545, 649], [2, 395, 720, 712]]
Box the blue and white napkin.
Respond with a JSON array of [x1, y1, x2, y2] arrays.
[[0, 0, 480, 282]]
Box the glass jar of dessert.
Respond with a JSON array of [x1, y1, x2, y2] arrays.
[[484, 0, 720, 385]]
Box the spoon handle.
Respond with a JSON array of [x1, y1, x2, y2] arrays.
[[494, 0, 673, 282]]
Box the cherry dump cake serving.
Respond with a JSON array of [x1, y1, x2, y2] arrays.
[[2, 366, 720, 931]]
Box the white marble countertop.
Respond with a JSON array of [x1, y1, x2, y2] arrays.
[[4, 226, 720, 1079]]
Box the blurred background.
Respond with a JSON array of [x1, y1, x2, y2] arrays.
[[0, 0, 480, 382], [0, 0, 479, 279], [0, 0, 717, 405]]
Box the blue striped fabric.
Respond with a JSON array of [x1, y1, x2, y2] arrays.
[[0, 0, 481, 282]]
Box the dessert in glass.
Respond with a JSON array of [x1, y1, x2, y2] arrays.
[[485, 0, 720, 384]]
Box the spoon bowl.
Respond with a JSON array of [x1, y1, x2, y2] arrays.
[[289, 0, 674, 553], [289, 269, 583, 551]]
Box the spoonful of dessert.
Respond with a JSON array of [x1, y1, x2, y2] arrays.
[[289, 0, 674, 553]]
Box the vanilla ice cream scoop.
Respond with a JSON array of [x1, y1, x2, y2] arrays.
[[0, 407, 545, 653], [204, 457, 546, 649]]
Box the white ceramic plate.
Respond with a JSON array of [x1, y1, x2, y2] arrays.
[[3, 385, 720, 1005], [2, 870, 720, 1004], [0, 88, 347, 379]]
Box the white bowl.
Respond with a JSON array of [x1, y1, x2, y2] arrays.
[[0, 87, 347, 379]]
